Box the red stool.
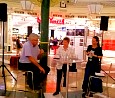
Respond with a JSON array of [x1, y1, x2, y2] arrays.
[[52, 46, 58, 55], [10, 55, 20, 69]]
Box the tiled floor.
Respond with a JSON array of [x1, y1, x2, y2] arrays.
[[0, 50, 114, 98]]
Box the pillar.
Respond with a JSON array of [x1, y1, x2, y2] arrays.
[[83, 26, 88, 61], [40, 0, 50, 92], [7, 14, 12, 52], [40, 0, 50, 53], [40, 0, 50, 54]]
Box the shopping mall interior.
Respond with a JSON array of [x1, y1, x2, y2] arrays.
[[0, 0, 115, 98]]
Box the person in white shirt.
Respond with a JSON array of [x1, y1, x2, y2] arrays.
[[53, 37, 76, 96]]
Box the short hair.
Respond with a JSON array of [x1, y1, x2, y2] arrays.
[[63, 37, 70, 43], [29, 33, 39, 40]]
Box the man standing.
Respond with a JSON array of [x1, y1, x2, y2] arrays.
[[53, 37, 76, 95]]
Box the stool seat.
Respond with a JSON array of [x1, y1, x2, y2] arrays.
[[95, 72, 105, 77], [69, 69, 77, 72], [88, 75, 103, 95]]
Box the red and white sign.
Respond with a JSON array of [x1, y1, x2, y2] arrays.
[[37, 17, 64, 24], [103, 40, 115, 50]]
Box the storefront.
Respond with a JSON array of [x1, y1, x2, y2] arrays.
[[48, 17, 115, 59], [1, 11, 115, 60]]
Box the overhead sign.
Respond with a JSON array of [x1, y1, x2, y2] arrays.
[[37, 17, 64, 24]]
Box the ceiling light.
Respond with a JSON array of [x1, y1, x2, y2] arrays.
[[60, 0, 66, 8], [88, 4, 103, 14], [20, 0, 34, 10]]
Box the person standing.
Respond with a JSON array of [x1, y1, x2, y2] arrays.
[[53, 37, 76, 96], [52, 37, 58, 55], [82, 36, 103, 98], [16, 36, 22, 55]]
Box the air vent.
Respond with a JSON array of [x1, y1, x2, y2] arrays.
[[78, 16, 87, 18], [96, 16, 115, 19], [96, 16, 101, 18], [14, 11, 24, 14], [52, 14, 63, 17], [27, 12, 37, 16], [110, 16, 115, 18], [65, 15, 74, 18]]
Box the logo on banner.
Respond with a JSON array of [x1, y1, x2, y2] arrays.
[[37, 17, 64, 24]]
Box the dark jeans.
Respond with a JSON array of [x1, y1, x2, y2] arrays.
[[18, 62, 49, 87], [55, 63, 77, 92], [82, 62, 95, 93], [56, 64, 67, 92]]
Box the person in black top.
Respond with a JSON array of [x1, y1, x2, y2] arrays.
[[16, 36, 22, 55], [82, 36, 103, 98]]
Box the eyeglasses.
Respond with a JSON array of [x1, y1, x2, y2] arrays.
[[32, 39, 38, 42]]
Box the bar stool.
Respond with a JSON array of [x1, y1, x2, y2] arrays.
[[80, 61, 87, 75], [90, 63, 113, 98], [87, 72, 105, 97], [14, 68, 43, 98], [69, 63, 77, 88]]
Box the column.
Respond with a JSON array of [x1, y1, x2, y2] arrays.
[[40, 0, 50, 52], [40, 0, 50, 92], [83, 26, 88, 61], [7, 14, 12, 52]]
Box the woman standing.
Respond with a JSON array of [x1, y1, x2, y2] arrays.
[[82, 36, 103, 97]]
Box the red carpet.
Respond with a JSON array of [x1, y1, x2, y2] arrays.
[[46, 82, 56, 93]]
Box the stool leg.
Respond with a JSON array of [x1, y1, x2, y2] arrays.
[[40, 89, 43, 98], [25, 71, 43, 98], [26, 71, 34, 90], [24, 71, 34, 97], [14, 71, 25, 98], [14, 71, 36, 98], [14, 72, 19, 98], [15, 71, 35, 98], [75, 64, 77, 89], [24, 72, 27, 98]]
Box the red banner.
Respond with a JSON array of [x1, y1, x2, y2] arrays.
[[102, 40, 115, 50], [37, 17, 64, 24]]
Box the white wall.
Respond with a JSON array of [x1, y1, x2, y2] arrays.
[[74, 36, 84, 60]]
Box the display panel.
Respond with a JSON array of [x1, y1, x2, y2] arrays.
[[66, 29, 84, 36]]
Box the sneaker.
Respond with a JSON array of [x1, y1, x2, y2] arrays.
[[53, 91, 59, 96]]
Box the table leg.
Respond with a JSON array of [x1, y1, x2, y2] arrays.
[[66, 63, 69, 98]]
